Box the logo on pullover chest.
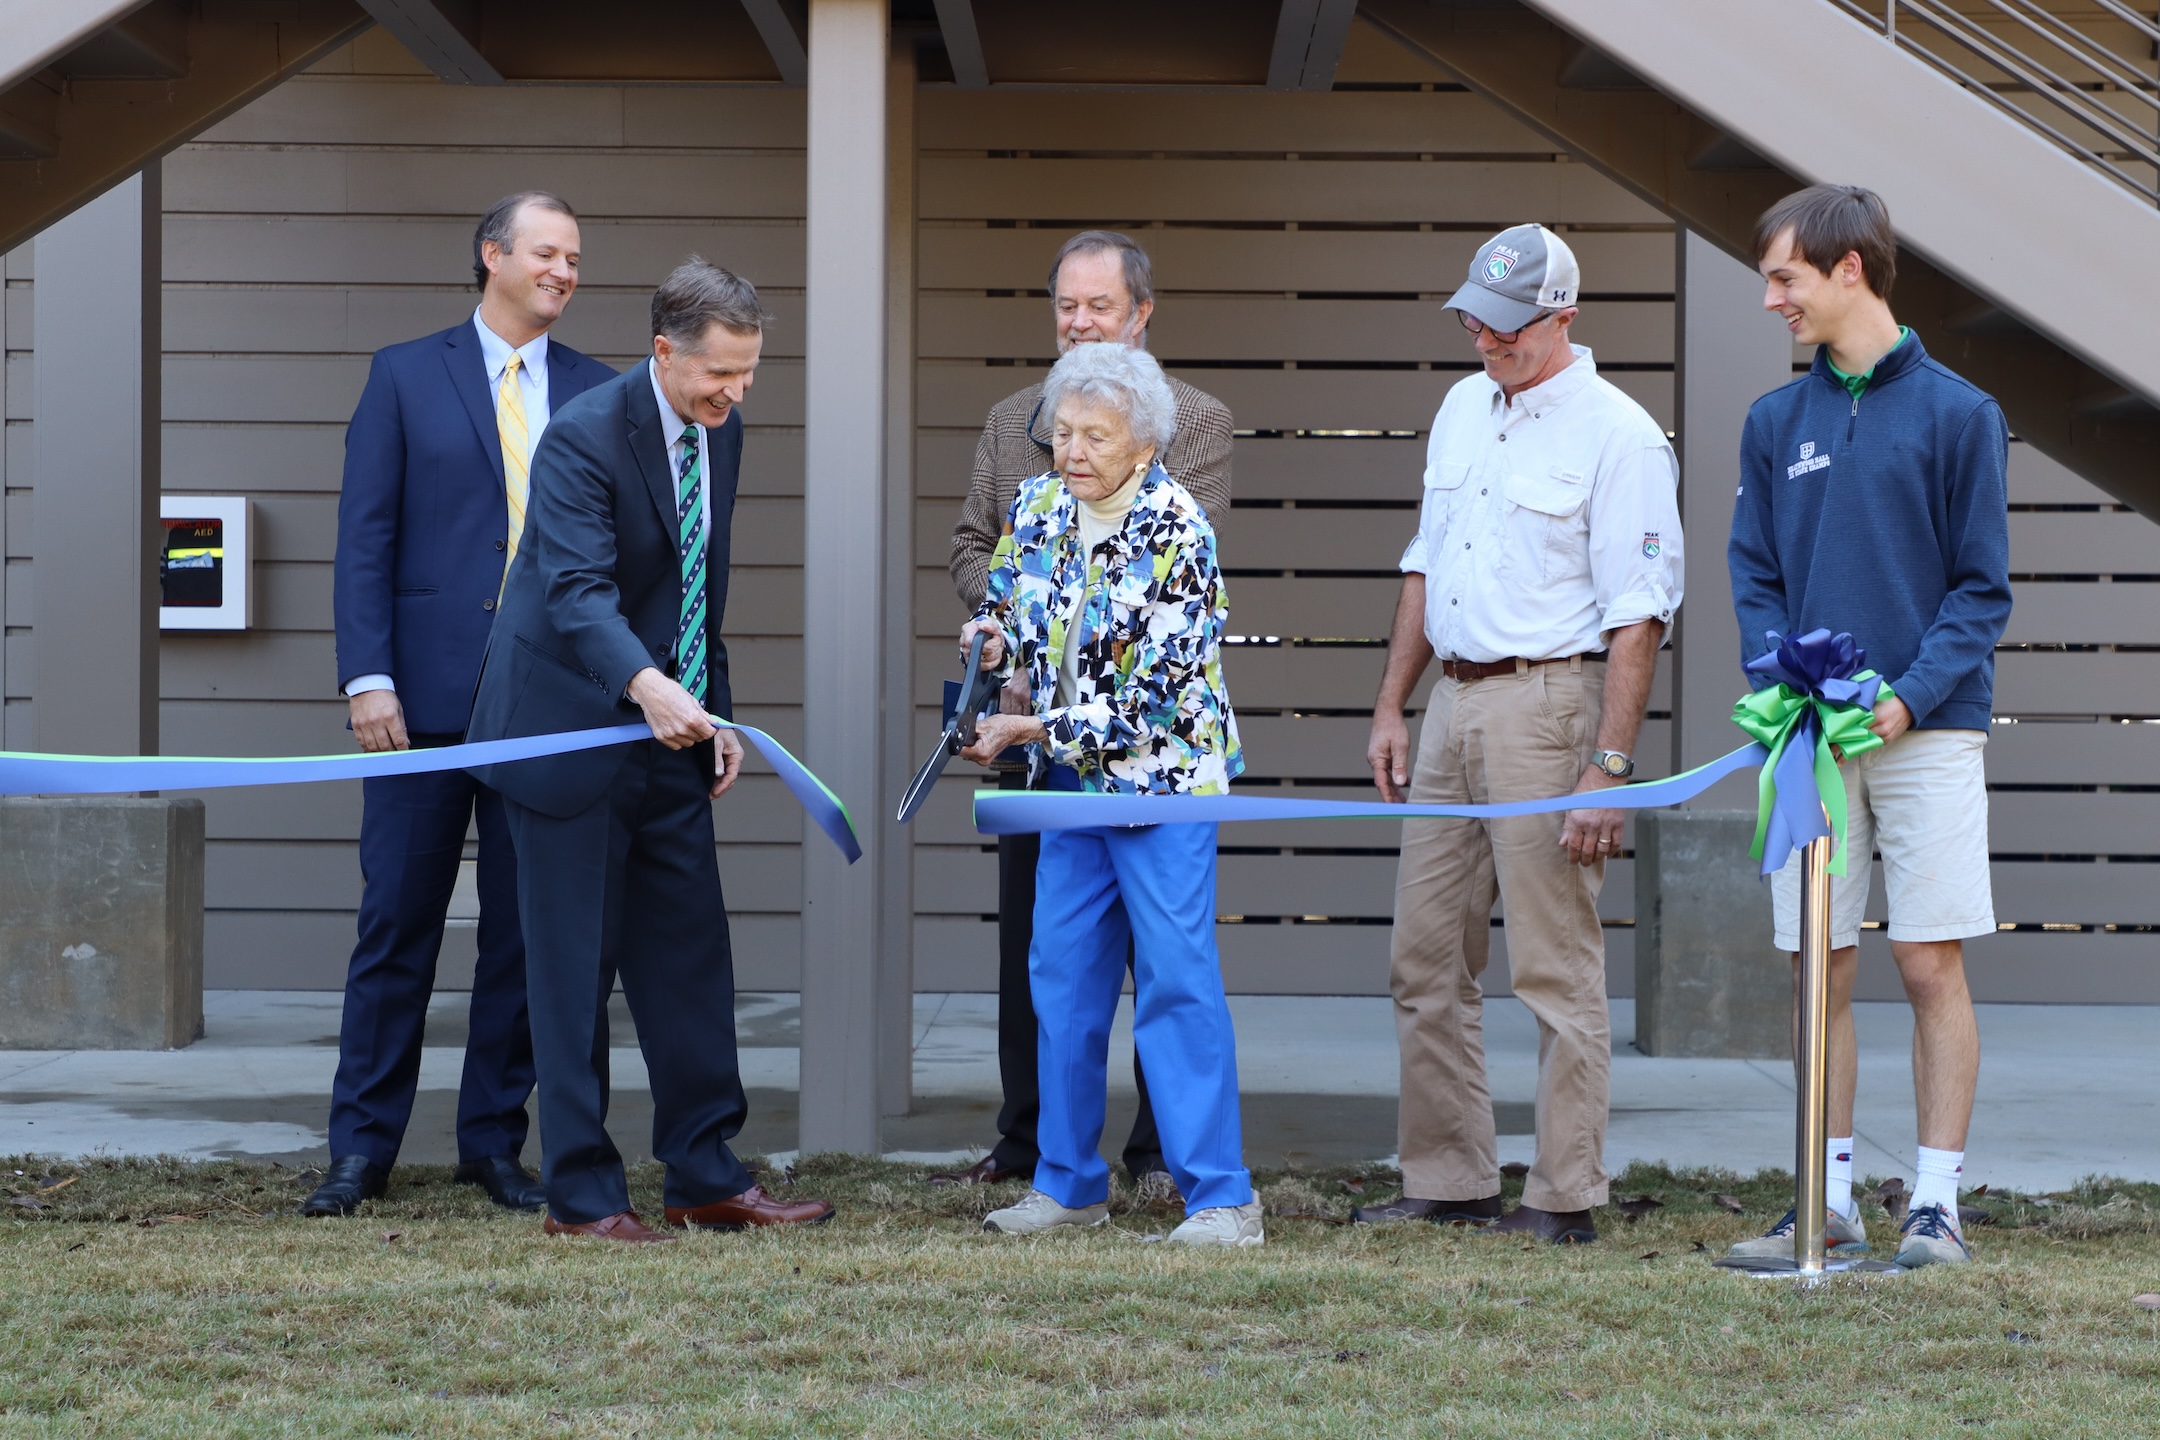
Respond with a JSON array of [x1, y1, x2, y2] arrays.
[[1786, 439, 1832, 480]]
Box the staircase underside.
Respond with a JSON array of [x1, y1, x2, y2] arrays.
[[0, 0, 370, 257], [1362, 0, 2160, 520]]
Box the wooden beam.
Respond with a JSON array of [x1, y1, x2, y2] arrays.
[[1298, 0, 1357, 92], [355, 0, 498, 85], [931, 0, 987, 88], [741, 0, 807, 87], [1268, 0, 1356, 93], [1266, 0, 1321, 91], [0, 1, 371, 256]]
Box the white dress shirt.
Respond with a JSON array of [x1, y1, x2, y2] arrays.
[[473, 306, 552, 454], [647, 357, 711, 551], [1400, 345, 1683, 663], [342, 312, 556, 699]]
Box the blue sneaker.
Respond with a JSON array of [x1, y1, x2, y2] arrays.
[[1893, 1203, 1972, 1268]]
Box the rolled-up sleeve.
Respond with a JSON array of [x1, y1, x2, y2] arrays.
[[1587, 439, 1684, 641]]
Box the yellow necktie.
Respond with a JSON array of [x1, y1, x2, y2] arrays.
[[498, 352, 531, 583]]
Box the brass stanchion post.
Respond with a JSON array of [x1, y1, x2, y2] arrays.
[[1792, 833, 1834, 1275]]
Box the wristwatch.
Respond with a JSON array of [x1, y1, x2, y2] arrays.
[[1591, 749, 1635, 779]]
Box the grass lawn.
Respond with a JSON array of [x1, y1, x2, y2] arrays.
[[4, 1155, 2160, 1438]]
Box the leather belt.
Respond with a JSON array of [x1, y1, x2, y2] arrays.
[[1440, 652, 1605, 684]]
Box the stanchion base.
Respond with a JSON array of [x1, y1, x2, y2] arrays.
[[1710, 1254, 1905, 1280]]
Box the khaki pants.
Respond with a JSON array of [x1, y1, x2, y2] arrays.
[[1390, 659, 1610, 1213]]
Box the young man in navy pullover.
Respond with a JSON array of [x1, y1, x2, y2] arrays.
[[1725, 185, 2011, 1269]]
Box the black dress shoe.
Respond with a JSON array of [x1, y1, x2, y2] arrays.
[[1487, 1203, 1598, 1245], [299, 1155, 389, 1217], [1351, 1194, 1504, 1226], [453, 1154, 547, 1211]]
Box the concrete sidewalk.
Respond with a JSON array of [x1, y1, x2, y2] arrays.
[[0, 992, 2151, 1192]]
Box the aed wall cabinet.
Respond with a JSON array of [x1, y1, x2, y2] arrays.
[[158, 496, 253, 631]]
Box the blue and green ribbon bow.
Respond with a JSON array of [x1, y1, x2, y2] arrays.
[[1730, 628, 1894, 877]]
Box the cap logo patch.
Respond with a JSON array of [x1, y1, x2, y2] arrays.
[[1482, 247, 1520, 283]]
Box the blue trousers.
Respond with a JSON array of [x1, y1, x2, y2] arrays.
[[329, 736, 534, 1168], [1029, 804, 1252, 1213]]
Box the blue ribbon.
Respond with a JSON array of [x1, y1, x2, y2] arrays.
[[0, 719, 863, 863], [974, 742, 1768, 834]]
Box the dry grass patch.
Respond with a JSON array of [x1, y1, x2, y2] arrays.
[[3, 1156, 2160, 1437]]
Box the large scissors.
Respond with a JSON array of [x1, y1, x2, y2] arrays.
[[896, 629, 1003, 823]]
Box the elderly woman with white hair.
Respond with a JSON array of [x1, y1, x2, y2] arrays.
[[956, 342, 1258, 1247]]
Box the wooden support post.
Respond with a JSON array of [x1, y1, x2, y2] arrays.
[[1672, 229, 1790, 806], [799, 0, 890, 1156], [33, 166, 160, 760], [878, 33, 918, 1119]]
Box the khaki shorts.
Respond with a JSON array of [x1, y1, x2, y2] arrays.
[[1770, 727, 1994, 952]]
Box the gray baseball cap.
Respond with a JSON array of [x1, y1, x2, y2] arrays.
[[1443, 223, 1581, 334]]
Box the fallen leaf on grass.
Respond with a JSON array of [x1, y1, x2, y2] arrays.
[[1712, 1194, 1746, 1214], [2132, 1294, 2160, 1311], [1503, 1297, 1532, 1307], [137, 1213, 207, 1229], [1561, 1390, 1587, 1401], [2003, 1329, 2035, 1345], [1613, 1196, 1663, 1219], [8, 1196, 48, 1212], [1691, 1241, 1708, 1253], [380, 1231, 403, 1244], [1875, 1179, 1909, 1220], [1638, 1250, 1661, 1261], [1339, 1175, 1366, 1195], [1500, 1162, 1530, 1179], [37, 1177, 76, 1196], [1960, 1206, 1995, 1228], [64, 1242, 85, 1252]]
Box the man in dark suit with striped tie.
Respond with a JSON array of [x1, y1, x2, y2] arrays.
[[312, 192, 614, 1218], [464, 259, 834, 1242]]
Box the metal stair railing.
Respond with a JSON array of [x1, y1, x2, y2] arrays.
[[1827, 0, 2160, 204]]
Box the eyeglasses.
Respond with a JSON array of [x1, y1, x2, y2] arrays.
[[1457, 309, 1555, 345]]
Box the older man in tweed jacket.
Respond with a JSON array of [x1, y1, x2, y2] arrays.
[[938, 230, 1233, 1195]]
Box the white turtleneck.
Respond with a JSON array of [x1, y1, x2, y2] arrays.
[[1056, 463, 1149, 709]]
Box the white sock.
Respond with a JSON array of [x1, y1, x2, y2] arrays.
[[1911, 1146, 1965, 1221], [1827, 1138, 1856, 1221]]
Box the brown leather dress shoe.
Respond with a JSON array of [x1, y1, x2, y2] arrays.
[[928, 1155, 1029, 1187], [1487, 1203, 1598, 1245], [542, 1209, 675, 1244], [1350, 1194, 1504, 1226], [664, 1184, 835, 1231]]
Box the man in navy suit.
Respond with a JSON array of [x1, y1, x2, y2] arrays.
[[465, 259, 834, 1242], [310, 192, 614, 1217]]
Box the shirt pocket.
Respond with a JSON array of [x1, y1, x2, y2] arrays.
[[1501, 466, 1590, 584], [1415, 460, 1472, 565]]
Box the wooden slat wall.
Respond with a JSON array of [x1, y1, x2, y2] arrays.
[[6, 20, 2153, 999], [40, 31, 816, 989], [910, 43, 1678, 997]]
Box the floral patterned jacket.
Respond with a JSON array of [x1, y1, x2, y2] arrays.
[[977, 464, 1243, 795]]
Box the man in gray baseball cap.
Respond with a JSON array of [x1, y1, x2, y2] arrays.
[[1353, 223, 1683, 1245], [1443, 221, 1582, 337]]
